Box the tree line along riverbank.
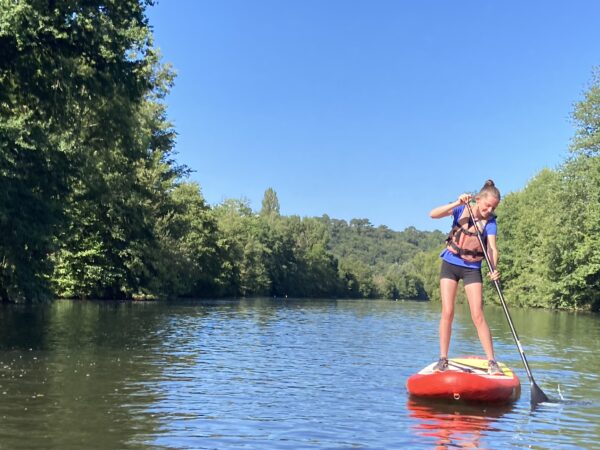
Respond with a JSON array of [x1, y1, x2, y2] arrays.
[[1, 2, 599, 311]]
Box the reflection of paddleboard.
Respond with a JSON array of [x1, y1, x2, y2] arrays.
[[407, 399, 515, 448], [406, 356, 521, 404]]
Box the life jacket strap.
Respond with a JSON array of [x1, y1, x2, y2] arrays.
[[445, 206, 488, 262], [447, 240, 485, 259]]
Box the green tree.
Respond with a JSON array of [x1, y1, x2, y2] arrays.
[[0, 0, 160, 301], [46, 1, 183, 299], [495, 69, 600, 311], [260, 215, 297, 297], [550, 156, 600, 310], [410, 248, 443, 302], [260, 187, 280, 217], [494, 169, 562, 307], [213, 199, 271, 297], [288, 217, 341, 297], [558, 68, 600, 310], [152, 182, 221, 298], [570, 68, 600, 157], [338, 257, 376, 298]]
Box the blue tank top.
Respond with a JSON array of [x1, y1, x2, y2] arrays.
[[440, 205, 496, 269]]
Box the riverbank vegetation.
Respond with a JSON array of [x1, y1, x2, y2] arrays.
[[1, 1, 599, 310], [494, 71, 600, 311]]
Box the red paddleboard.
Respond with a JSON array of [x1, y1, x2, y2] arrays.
[[406, 356, 521, 404]]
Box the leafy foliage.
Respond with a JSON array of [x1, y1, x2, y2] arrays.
[[260, 187, 280, 217], [0, 0, 160, 300], [495, 69, 600, 311], [319, 216, 444, 299], [2, 2, 600, 310]]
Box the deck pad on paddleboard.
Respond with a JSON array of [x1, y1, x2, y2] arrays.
[[419, 357, 515, 377]]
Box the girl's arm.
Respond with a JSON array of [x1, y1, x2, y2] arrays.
[[486, 235, 500, 280], [429, 193, 471, 219]]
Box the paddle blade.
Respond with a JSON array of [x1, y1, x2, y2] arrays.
[[531, 382, 549, 406]]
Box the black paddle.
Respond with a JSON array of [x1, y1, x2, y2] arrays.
[[465, 200, 550, 407]]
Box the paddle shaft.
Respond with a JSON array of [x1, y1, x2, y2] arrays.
[[464, 201, 548, 403]]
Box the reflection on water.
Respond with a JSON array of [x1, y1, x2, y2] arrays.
[[0, 299, 598, 449], [408, 400, 515, 449]]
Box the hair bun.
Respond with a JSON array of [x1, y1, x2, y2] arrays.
[[478, 179, 501, 200]]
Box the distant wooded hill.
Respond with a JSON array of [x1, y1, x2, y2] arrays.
[[323, 217, 444, 267], [316, 216, 445, 300]]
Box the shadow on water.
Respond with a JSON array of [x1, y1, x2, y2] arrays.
[[407, 398, 516, 449], [0, 303, 53, 350], [0, 300, 180, 449]]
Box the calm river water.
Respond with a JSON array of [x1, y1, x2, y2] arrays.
[[0, 299, 598, 449]]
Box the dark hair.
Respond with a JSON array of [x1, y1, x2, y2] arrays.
[[478, 179, 501, 201]]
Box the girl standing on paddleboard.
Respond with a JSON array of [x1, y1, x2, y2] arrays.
[[429, 180, 502, 375]]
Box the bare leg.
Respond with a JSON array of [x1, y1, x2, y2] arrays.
[[439, 278, 459, 358], [464, 281, 495, 360]]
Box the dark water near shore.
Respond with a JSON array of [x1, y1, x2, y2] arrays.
[[0, 299, 598, 449]]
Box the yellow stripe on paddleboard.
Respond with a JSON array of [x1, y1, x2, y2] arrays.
[[450, 358, 514, 377]]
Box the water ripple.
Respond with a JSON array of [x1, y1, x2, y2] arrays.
[[0, 299, 598, 449]]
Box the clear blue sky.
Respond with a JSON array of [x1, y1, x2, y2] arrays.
[[147, 1, 599, 231]]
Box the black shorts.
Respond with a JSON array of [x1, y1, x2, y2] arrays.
[[440, 260, 482, 285]]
